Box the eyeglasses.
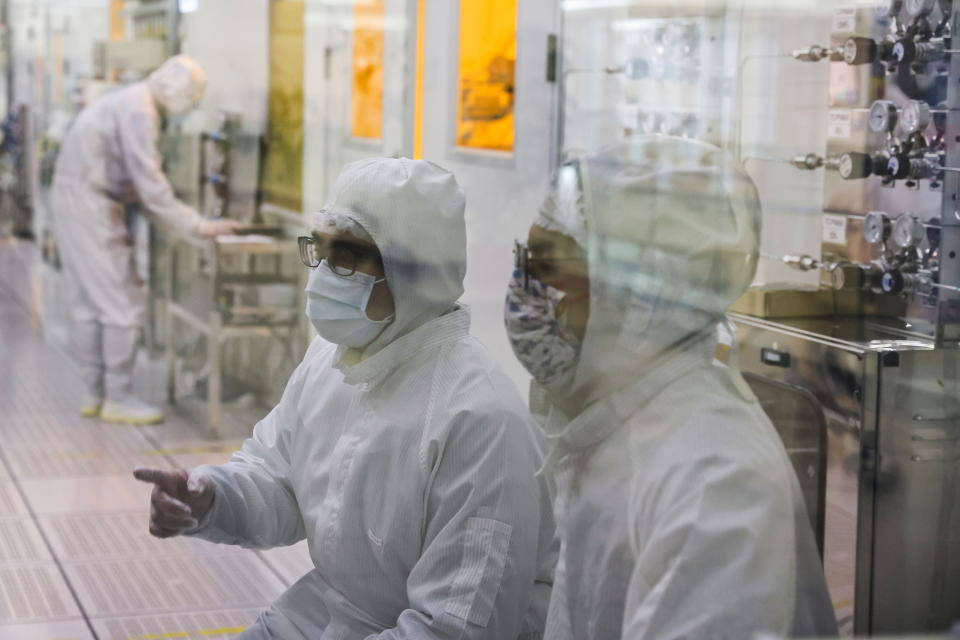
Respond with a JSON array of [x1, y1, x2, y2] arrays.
[[514, 239, 586, 290], [298, 236, 382, 276]]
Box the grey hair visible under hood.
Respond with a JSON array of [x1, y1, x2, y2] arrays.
[[313, 157, 467, 356], [554, 134, 762, 416]]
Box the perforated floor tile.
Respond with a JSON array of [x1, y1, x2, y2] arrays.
[[1, 241, 305, 634], [92, 608, 260, 640], [0, 480, 30, 516], [64, 554, 286, 617], [19, 476, 153, 516], [0, 517, 53, 564], [0, 618, 93, 640], [39, 512, 241, 561], [0, 564, 82, 624], [4, 432, 173, 479]]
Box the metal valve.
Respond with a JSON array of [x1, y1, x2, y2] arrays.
[[790, 154, 825, 171], [881, 270, 916, 295], [792, 44, 839, 62], [892, 38, 946, 65], [837, 152, 875, 180], [887, 155, 940, 180], [828, 262, 869, 291], [842, 36, 897, 65], [782, 254, 821, 271]]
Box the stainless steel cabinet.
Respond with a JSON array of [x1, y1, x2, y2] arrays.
[[734, 313, 960, 635]]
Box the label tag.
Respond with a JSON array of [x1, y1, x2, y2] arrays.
[[823, 214, 848, 245], [827, 110, 853, 138], [833, 7, 857, 33]]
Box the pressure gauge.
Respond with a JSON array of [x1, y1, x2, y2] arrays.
[[864, 211, 892, 245], [904, 0, 936, 17], [869, 100, 898, 133], [893, 213, 924, 249], [843, 36, 878, 65], [900, 100, 931, 134], [838, 152, 873, 180]]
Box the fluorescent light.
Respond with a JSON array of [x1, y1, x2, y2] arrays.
[[179, 0, 198, 13]]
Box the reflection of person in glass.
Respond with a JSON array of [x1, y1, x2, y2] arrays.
[[135, 158, 556, 640], [505, 135, 838, 639]]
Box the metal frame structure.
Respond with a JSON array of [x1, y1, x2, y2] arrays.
[[163, 230, 301, 437]]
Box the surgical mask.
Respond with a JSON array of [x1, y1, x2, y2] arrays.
[[504, 270, 581, 392], [305, 260, 393, 348]]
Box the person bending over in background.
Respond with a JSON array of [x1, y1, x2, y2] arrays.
[[51, 54, 239, 425]]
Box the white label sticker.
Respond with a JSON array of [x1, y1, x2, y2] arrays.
[[823, 214, 848, 245], [827, 110, 853, 138], [833, 7, 857, 33]]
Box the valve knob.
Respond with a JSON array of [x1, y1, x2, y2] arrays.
[[838, 152, 874, 180], [887, 154, 913, 180], [881, 270, 908, 294], [843, 37, 878, 65]]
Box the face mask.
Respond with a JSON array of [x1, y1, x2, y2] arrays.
[[305, 260, 393, 348], [504, 270, 581, 393]]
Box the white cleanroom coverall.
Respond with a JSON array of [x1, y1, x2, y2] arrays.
[[526, 136, 839, 639], [50, 59, 208, 405], [189, 158, 556, 640]]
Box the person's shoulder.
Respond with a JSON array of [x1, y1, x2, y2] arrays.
[[443, 337, 524, 401], [302, 335, 338, 368], [630, 367, 791, 482]]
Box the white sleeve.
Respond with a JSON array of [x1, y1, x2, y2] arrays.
[[186, 357, 311, 549], [116, 99, 203, 233], [366, 410, 547, 640], [621, 456, 797, 640]]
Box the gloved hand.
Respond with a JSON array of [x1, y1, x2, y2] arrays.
[[196, 218, 243, 238], [133, 467, 215, 538]]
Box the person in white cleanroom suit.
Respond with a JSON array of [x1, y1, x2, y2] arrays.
[[504, 135, 839, 639], [51, 55, 239, 425], [133, 158, 556, 640]]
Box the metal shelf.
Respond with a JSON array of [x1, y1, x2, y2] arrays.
[[161, 226, 303, 437]]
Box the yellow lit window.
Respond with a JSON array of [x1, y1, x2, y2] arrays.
[[351, 0, 385, 140], [262, 0, 305, 211], [110, 1, 126, 42], [455, 0, 517, 152]]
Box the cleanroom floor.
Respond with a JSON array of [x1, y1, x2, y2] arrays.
[[0, 238, 310, 640]]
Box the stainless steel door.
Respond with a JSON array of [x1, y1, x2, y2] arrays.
[[735, 319, 870, 635], [871, 349, 960, 632]]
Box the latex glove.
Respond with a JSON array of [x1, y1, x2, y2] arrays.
[[196, 218, 243, 238], [133, 467, 215, 538]]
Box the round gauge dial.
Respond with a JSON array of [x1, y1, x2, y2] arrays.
[[838, 153, 854, 179], [843, 38, 859, 63], [900, 100, 931, 134], [869, 100, 898, 133], [864, 211, 891, 244], [893, 213, 924, 249], [843, 37, 877, 65], [838, 152, 873, 180], [904, 0, 936, 17]]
